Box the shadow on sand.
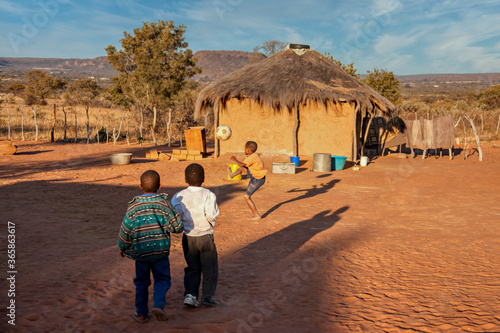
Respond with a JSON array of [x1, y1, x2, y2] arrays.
[[261, 178, 340, 218]]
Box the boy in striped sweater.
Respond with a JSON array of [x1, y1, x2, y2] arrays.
[[118, 170, 184, 323]]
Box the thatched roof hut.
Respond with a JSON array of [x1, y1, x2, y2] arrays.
[[195, 47, 394, 161]]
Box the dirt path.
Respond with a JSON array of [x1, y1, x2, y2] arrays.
[[1, 140, 499, 332]]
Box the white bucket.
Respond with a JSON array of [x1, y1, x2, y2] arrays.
[[360, 156, 369, 167]]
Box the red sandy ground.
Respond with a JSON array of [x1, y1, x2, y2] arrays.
[[1, 140, 499, 333]]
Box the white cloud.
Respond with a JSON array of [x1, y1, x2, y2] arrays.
[[373, 32, 418, 54]]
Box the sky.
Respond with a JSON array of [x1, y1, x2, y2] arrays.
[[1, 0, 499, 75]]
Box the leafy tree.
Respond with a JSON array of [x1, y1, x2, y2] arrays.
[[106, 77, 133, 110], [105, 20, 201, 145], [324, 52, 360, 79], [362, 68, 401, 104], [5, 83, 25, 97], [254, 40, 287, 57], [478, 84, 500, 109], [67, 78, 101, 106], [24, 70, 67, 103], [67, 78, 102, 143]]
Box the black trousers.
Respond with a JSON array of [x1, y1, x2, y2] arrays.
[[182, 233, 218, 298]]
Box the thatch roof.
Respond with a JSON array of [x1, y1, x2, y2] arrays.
[[195, 49, 394, 117]]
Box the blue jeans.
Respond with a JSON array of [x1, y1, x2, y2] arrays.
[[134, 256, 171, 316], [246, 168, 265, 196]]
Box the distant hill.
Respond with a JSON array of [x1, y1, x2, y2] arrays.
[[1, 52, 499, 90], [397, 73, 500, 84], [193, 50, 266, 82], [0, 50, 266, 82], [0, 56, 116, 79]]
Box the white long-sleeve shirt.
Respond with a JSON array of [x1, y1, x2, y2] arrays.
[[171, 186, 219, 237]]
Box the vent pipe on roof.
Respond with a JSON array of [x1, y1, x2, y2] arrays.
[[286, 43, 310, 56], [287, 43, 310, 49]]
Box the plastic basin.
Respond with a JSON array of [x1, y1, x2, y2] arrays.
[[331, 155, 347, 171], [109, 153, 132, 165]]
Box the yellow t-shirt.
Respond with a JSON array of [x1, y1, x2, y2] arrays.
[[243, 153, 267, 179]]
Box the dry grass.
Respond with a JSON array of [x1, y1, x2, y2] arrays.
[[0, 96, 211, 144]]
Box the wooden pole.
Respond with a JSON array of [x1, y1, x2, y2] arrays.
[[51, 103, 56, 142], [106, 108, 109, 144], [62, 107, 67, 141], [95, 108, 101, 144], [214, 103, 219, 158], [496, 113, 500, 135], [293, 104, 300, 157], [74, 108, 78, 143], [6, 100, 11, 140], [352, 104, 360, 162], [151, 106, 157, 146], [85, 106, 90, 144], [361, 113, 373, 157], [18, 101, 25, 141], [32, 107, 39, 141], [167, 108, 172, 147]]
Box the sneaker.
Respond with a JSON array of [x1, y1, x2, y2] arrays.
[[202, 297, 219, 306], [151, 307, 168, 321], [184, 294, 200, 308], [132, 312, 149, 323]]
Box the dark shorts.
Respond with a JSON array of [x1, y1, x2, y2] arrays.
[[246, 168, 265, 196]]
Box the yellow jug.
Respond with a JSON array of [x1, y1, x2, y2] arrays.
[[228, 163, 242, 180]]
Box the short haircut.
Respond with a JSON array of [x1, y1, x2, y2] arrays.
[[140, 170, 160, 193], [185, 163, 205, 186], [245, 141, 258, 153]]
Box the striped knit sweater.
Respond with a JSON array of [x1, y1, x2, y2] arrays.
[[118, 193, 184, 261]]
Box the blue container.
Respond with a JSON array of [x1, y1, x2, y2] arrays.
[[331, 155, 348, 171], [290, 156, 300, 167]]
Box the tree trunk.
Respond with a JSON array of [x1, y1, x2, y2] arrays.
[[462, 118, 467, 159], [51, 104, 56, 142], [106, 108, 110, 144], [464, 115, 483, 161], [85, 106, 90, 144], [139, 107, 144, 141], [6, 100, 11, 140], [496, 114, 500, 135], [95, 108, 101, 144], [74, 108, 78, 143], [62, 107, 67, 141], [18, 101, 25, 141], [113, 110, 127, 145], [167, 108, 172, 147], [126, 113, 130, 145], [151, 106, 157, 146], [179, 124, 183, 148], [32, 107, 39, 141], [293, 104, 300, 157]]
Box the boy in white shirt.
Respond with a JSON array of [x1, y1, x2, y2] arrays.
[[171, 163, 220, 307]]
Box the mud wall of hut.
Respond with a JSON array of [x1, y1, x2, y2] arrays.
[[297, 101, 355, 159], [218, 99, 355, 158]]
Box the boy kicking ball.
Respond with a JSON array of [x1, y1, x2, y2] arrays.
[[228, 141, 267, 220]]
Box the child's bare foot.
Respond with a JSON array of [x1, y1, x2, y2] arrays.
[[248, 215, 261, 220]]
